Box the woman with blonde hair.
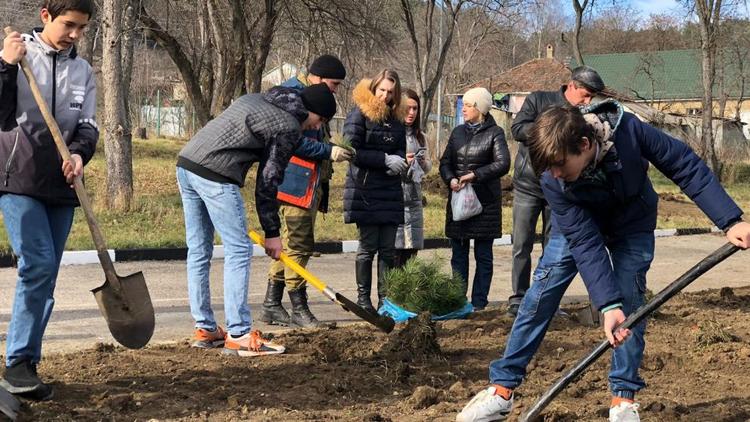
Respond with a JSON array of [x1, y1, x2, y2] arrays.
[[343, 69, 408, 312], [439, 87, 510, 311]]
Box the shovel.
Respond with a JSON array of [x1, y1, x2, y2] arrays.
[[0, 386, 20, 421], [4, 27, 155, 349], [520, 242, 741, 422], [249, 230, 395, 333]]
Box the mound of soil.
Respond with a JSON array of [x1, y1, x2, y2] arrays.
[[10, 287, 750, 421]]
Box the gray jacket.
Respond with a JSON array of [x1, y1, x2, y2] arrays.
[[177, 87, 306, 237], [0, 30, 98, 205], [395, 129, 432, 249]]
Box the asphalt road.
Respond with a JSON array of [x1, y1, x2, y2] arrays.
[[0, 233, 747, 355]]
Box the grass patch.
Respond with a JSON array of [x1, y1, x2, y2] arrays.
[[0, 138, 746, 252], [694, 319, 739, 348]]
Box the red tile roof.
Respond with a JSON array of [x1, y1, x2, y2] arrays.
[[464, 58, 572, 93]]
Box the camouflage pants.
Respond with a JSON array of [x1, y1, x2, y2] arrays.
[[267, 190, 321, 291]]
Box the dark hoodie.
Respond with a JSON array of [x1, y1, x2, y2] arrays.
[[177, 86, 307, 237]]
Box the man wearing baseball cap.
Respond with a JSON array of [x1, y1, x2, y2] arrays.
[[506, 65, 605, 318], [260, 55, 350, 328]]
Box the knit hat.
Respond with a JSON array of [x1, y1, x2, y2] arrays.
[[463, 87, 493, 115], [309, 54, 346, 80], [301, 83, 337, 120], [571, 65, 605, 93]]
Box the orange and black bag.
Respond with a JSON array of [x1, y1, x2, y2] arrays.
[[276, 156, 318, 209]]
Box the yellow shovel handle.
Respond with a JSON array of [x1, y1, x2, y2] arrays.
[[248, 230, 328, 292]]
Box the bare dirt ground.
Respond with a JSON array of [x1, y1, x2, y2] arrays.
[[12, 284, 750, 421]]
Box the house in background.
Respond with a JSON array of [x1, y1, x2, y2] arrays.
[[459, 45, 748, 156], [458, 44, 570, 135], [576, 49, 750, 141]]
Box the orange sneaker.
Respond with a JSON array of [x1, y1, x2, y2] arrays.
[[192, 326, 226, 349], [222, 330, 285, 357]]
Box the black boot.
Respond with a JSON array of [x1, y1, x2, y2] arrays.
[[288, 287, 325, 328], [355, 259, 376, 313], [259, 281, 290, 326], [0, 360, 54, 401]]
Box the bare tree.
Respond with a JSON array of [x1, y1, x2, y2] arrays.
[[694, 0, 724, 174], [571, 0, 590, 65], [101, 0, 133, 210], [77, 0, 100, 64], [138, 0, 280, 126], [631, 52, 664, 109], [400, 0, 469, 129], [721, 19, 749, 121]]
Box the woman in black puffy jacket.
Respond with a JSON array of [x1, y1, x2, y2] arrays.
[[343, 69, 407, 312], [439, 87, 510, 310]]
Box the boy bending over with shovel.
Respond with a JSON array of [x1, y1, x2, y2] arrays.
[[176, 83, 336, 357], [457, 100, 750, 422], [0, 0, 97, 401]]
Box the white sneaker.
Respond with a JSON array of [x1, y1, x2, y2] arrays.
[[456, 386, 513, 422], [609, 402, 640, 422]]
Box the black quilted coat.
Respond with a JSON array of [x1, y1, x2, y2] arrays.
[[439, 114, 510, 239]]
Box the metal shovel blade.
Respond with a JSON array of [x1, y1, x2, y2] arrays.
[[335, 292, 395, 333], [91, 271, 155, 349], [0, 386, 20, 421]]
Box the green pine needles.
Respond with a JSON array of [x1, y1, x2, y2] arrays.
[[334, 136, 355, 153], [385, 255, 467, 316]]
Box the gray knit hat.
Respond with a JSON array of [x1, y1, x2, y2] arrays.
[[571, 65, 605, 93]]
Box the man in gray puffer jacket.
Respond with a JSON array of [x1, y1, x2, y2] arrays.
[[176, 83, 336, 357]]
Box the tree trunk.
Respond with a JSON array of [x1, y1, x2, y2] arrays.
[[572, 0, 587, 66], [400, 0, 465, 130], [102, 0, 133, 211], [696, 0, 722, 175], [77, 16, 98, 64], [121, 0, 136, 117], [245, 0, 278, 93], [139, 5, 212, 126]]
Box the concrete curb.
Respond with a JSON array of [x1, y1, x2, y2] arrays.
[[0, 227, 722, 268]]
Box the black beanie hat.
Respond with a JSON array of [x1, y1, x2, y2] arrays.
[[301, 83, 337, 120], [308, 54, 346, 80]]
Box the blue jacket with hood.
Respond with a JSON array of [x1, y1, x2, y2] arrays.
[[541, 100, 743, 310]]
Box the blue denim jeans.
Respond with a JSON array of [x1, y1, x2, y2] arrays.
[[0, 194, 74, 367], [489, 231, 654, 396], [176, 167, 253, 337], [450, 238, 494, 309]]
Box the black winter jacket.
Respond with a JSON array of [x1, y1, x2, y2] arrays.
[[510, 86, 567, 198], [343, 79, 406, 225], [440, 114, 510, 239]]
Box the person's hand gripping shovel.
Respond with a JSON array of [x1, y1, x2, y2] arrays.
[[249, 230, 395, 333], [4, 27, 155, 350], [520, 242, 742, 421]]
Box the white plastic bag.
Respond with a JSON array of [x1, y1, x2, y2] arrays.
[[451, 183, 483, 221]]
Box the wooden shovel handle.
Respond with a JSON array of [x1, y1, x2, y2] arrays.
[[3, 27, 120, 286]]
